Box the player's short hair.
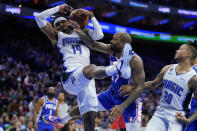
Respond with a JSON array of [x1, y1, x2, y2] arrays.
[[187, 40, 197, 60], [117, 32, 132, 43], [51, 13, 68, 27]]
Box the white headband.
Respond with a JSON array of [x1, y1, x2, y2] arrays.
[[54, 17, 67, 27]]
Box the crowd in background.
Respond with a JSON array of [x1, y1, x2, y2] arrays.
[[0, 23, 170, 130]]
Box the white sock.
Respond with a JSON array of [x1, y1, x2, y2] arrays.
[[61, 114, 72, 123], [105, 65, 118, 76]]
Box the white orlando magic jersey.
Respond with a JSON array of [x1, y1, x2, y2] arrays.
[[160, 64, 196, 111], [57, 31, 90, 71]]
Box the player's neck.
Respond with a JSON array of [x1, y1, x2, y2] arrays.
[[65, 30, 72, 34], [47, 97, 54, 101], [177, 59, 192, 72]]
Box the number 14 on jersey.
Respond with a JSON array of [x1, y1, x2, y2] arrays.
[[72, 45, 82, 54]]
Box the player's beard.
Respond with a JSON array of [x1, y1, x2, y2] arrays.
[[47, 92, 55, 99], [110, 44, 121, 54], [61, 26, 72, 34]]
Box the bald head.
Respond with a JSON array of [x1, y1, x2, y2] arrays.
[[116, 32, 132, 44], [48, 87, 55, 92]]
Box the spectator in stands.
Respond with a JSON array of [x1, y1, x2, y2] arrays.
[[58, 92, 69, 131], [27, 121, 34, 131]]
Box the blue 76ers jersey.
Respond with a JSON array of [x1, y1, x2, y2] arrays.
[[98, 51, 143, 123], [109, 52, 141, 102], [37, 96, 58, 124], [191, 64, 197, 114]]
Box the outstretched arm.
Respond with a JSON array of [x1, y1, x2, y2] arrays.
[[145, 64, 172, 90], [35, 4, 72, 46], [75, 29, 110, 54], [87, 14, 104, 40], [118, 64, 172, 97], [111, 55, 145, 119], [75, 9, 104, 40], [176, 75, 197, 125]]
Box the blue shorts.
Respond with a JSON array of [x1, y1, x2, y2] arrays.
[[185, 120, 197, 131], [98, 89, 142, 123], [37, 122, 54, 131], [185, 98, 197, 131]]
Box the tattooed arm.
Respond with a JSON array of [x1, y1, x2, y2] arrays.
[[35, 4, 72, 46], [75, 29, 110, 54], [118, 64, 172, 97], [176, 75, 197, 125], [145, 64, 171, 90], [111, 55, 145, 119]]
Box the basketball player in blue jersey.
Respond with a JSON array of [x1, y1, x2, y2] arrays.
[[34, 87, 59, 131], [35, 4, 132, 131], [184, 94, 197, 131], [46, 31, 145, 131], [121, 43, 197, 131]]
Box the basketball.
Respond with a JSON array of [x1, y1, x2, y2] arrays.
[[69, 9, 89, 28]]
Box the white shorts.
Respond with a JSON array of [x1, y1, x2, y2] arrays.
[[61, 67, 98, 115], [145, 106, 185, 131], [125, 121, 141, 131]]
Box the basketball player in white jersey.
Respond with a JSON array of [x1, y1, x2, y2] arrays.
[[35, 4, 132, 131], [119, 42, 197, 130], [176, 40, 197, 130], [143, 43, 197, 131], [117, 42, 197, 130]]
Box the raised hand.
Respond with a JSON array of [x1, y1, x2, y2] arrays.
[[74, 8, 94, 18], [59, 4, 74, 15], [175, 112, 190, 125]]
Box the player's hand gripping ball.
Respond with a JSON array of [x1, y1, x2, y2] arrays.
[[69, 9, 93, 28], [59, 4, 74, 16]]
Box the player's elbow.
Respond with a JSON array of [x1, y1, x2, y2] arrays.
[[137, 85, 145, 93], [35, 15, 47, 28], [97, 32, 104, 40], [35, 15, 41, 25], [92, 32, 104, 40], [35, 14, 41, 22]]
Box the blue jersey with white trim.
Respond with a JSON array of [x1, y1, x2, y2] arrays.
[[37, 96, 58, 124], [109, 51, 141, 102], [191, 64, 197, 114], [160, 64, 196, 111]]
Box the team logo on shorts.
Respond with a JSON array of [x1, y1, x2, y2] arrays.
[[129, 117, 135, 123], [71, 76, 76, 85], [129, 50, 133, 55]]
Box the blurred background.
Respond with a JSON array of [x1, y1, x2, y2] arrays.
[[0, 0, 196, 131]]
